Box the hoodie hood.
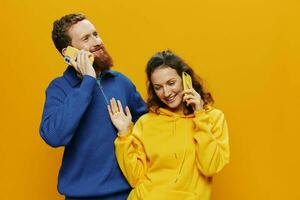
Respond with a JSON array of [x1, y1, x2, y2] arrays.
[[149, 106, 212, 118]]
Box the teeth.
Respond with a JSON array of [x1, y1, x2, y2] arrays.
[[166, 96, 175, 102]]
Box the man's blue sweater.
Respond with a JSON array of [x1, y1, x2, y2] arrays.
[[40, 66, 147, 198]]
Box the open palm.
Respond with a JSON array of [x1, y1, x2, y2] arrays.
[[107, 98, 132, 134]]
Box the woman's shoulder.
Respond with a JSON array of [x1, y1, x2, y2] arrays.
[[136, 112, 158, 123], [204, 106, 226, 124], [195, 105, 225, 120], [207, 106, 224, 115]]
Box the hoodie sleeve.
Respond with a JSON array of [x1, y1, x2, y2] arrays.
[[114, 119, 147, 187], [193, 108, 230, 177], [39, 75, 97, 147]]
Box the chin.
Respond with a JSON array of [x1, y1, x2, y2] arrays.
[[165, 101, 182, 110], [93, 56, 113, 71]]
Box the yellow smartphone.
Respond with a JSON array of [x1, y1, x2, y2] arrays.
[[64, 46, 94, 66], [182, 72, 193, 90]]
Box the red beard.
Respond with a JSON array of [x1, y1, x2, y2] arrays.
[[91, 44, 113, 71]]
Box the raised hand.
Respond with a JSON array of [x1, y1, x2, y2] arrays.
[[107, 98, 132, 135]]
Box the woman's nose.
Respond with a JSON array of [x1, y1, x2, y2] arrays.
[[163, 87, 171, 97]]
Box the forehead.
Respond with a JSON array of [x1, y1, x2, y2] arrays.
[[151, 67, 180, 84], [68, 19, 96, 39]]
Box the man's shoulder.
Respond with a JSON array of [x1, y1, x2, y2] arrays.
[[109, 70, 136, 88], [47, 76, 67, 88], [110, 70, 131, 81], [45, 72, 74, 95]]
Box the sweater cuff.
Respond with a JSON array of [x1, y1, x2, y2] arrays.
[[80, 75, 97, 94]]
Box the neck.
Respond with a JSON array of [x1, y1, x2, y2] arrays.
[[168, 104, 184, 114]]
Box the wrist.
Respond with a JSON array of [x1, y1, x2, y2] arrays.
[[86, 71, 96, 78], [119, 128, 129, 135], [118, 122, 133, 135], [194, 104, 203, 112]]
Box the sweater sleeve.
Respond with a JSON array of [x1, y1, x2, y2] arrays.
[[193, 108, 230, 177], [39, 75, 97, 147], [114, 119, 147, 187], [127, 81, 148, 123]]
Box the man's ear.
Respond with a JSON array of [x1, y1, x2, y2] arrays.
[[61, 47, 67, 56]]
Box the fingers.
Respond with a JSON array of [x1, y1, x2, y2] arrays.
[[109, 98, 129, 116], [183, 88, 196, 95], [182, 88, 204, 111], [125, 106, 132, 119], [72, 50, 94, 76], [117, 100, 124, 113], [110, 98, 119, 113], [107, 105, 113, 118], [183, 94, 193, 101], [186, 99, 200, 106], [69, 56, 80, 73], [77, 50, 90, 67], [183, 93, 201, 102], [78, 50, 85, 68], [83, 51, 94, 65], [183, 89, 201, 100]]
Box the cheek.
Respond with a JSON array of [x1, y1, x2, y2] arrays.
[[83, 43, 91, 51], [172, 84, 184, 100], [75, 41, 90, 51], [155, 90, 164, 100], [173, 82, 184, 93], [178, 81, 184, 91]]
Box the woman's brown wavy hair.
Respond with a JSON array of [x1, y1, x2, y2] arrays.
[[146, 50, 214, 115]]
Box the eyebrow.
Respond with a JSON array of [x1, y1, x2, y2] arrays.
[[80, 30, 97, 40], [80, 34, 90, 40], [153, 78, 176, 86]]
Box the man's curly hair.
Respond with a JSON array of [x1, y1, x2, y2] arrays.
[[52, 13, 86, 54]]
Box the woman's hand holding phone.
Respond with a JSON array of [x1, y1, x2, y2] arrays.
[[182, 72, 204, 111], [183, 88, 204, 112]]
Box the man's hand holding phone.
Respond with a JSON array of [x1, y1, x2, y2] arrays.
[[64, 46, 96, 78]]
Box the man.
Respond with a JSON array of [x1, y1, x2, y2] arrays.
[[39, 13, 147, 200]]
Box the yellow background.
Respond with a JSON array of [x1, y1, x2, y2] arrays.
[[1, 0, 299, 199]]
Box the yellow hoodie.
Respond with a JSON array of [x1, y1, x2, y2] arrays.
[[115, 106, 230, 200]]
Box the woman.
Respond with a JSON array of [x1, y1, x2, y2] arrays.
[[108, 50, 230, 200]]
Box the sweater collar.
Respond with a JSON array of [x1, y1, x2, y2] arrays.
[[63, 66, 117, 87]]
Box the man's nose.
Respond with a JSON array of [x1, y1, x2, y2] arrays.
[[92, 35, 102, 46]]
